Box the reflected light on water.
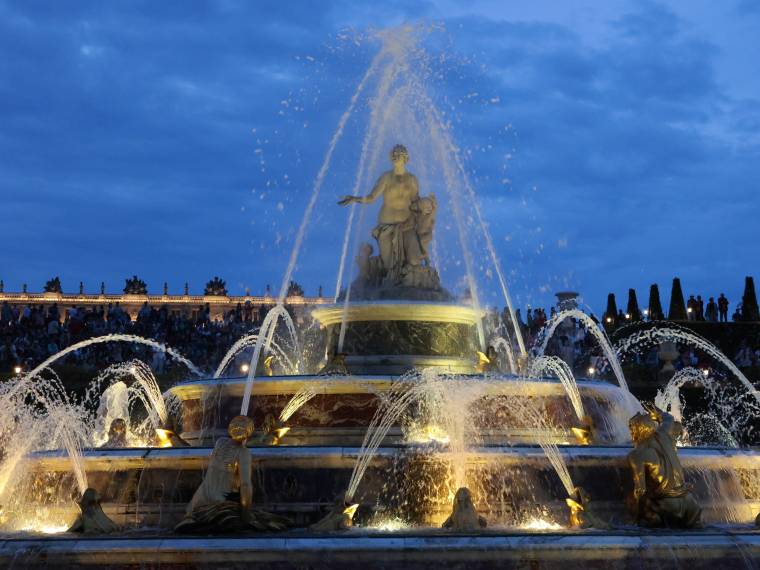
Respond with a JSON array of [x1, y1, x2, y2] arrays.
[[520, 518, 563, 531], [371, 517, 410, 532]]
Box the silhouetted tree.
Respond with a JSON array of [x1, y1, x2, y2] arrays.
[[668, 278, 687, 321], [626, 288, 641, 321], [742, 276, 759, 321], [287, 280, 304, 297], [204, 276, 228, 296], [648, 284, 664, 321], [123, 275, 148, 295], [603, 293, 618, 327], [43, 276, 62, 294]]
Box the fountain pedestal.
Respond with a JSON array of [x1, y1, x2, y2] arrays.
[[313, 302, 483, 375]]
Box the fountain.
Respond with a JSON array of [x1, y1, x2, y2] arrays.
[[3, 25, 760, 569]]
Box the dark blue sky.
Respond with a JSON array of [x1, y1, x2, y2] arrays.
[[1, 0, 758, 313]]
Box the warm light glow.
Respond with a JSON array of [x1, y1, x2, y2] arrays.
[[687, 307, 693, 313], [625, 313, 631, 319], [274, 426, 291, 439], [343, 503, 359, 519], [702, 369, 710, 377], [19, 523, 70, 534], [371, 517, 409, 531], [37, 524, 69, 534], [240, 363, 250, 373], [155, 428, 174, 448], [587, 367, 595, 375], [605, 317, 612, 323], [13, 366, 22, 375], [521, 518, 563, 530]]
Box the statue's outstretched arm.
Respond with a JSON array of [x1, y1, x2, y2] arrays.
[[338, 174, 386, 206]]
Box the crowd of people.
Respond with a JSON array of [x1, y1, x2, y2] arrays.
[[1, 294, 758, 380], [0, 300, 286, 376]]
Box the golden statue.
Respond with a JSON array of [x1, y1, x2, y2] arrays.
[[442, 487, 487, 531], [476, 346, 498, 374], [566, 486, 608, 529], [68, 488, 119, 534], [103, 418, 127, 448], [627, 403, 702, 528], [261, 413, 290, 446], [175, 416, 289, 533], [339, 145, 439, 291], [571, 415, 595, 446], [310, 496, 359, 531]]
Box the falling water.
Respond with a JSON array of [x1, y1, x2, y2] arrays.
[[539, 309, 630, 394], [56, 414, 88, 495], [618, 326, 760, 406], [92, 381, 130, 445], [489, 336, 516, 374], [214, 332, 295, 378], [240, 305, 300, 415], [21, 333, 201, 387], [654, 367, 709, 423], [346, 370, 430, 501], [279, 384, 320, 423], [684, 413, 739, 448], [654, 365, 759, 446], [529, 356, 585, 422], [276, 43, 385, 305], [421, 98, 527, 357], [333, 39, 405, 301]]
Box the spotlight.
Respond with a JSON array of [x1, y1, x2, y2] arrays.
[[13, 366, 22, 375], [702, 369, 709, 377], [240, 363, 250, 373], [643, 309, 649, 316], [625, 313, 631, 319], [587, 367, 595, 375], [687, 307, 693, 313], [605, 317, 612, 323]]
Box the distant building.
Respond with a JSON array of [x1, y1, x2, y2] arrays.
[[0, 287, 329, 324]]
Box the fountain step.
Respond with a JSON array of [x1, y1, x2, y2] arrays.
[[12, 445, 760, 530], [2, 530, 760, 568]]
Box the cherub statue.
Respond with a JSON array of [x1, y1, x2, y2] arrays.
[[410, 193, 437, 266], [175, 415, 289, 533], [627, 403, 702, 528], [442, 487, 487, 531]]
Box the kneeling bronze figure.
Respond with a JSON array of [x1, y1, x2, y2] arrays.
[[627, 404, 701, 528]]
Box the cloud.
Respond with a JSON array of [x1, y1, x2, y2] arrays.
[[0, 1, 757, 311]]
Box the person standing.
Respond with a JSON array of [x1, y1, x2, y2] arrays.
[[706, 297, 718, 322], [687, 296, 696, 321], [718, 294, 729, 322]]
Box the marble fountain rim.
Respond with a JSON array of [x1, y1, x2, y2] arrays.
[[167, 374, 628, 400], [24, 444, 760, 472], [311, 300, 486, 327]]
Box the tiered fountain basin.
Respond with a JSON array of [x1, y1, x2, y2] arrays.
[[11, 443, 760, 532], [313, 302, 483, 374], [171, 374, 634, 445]]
